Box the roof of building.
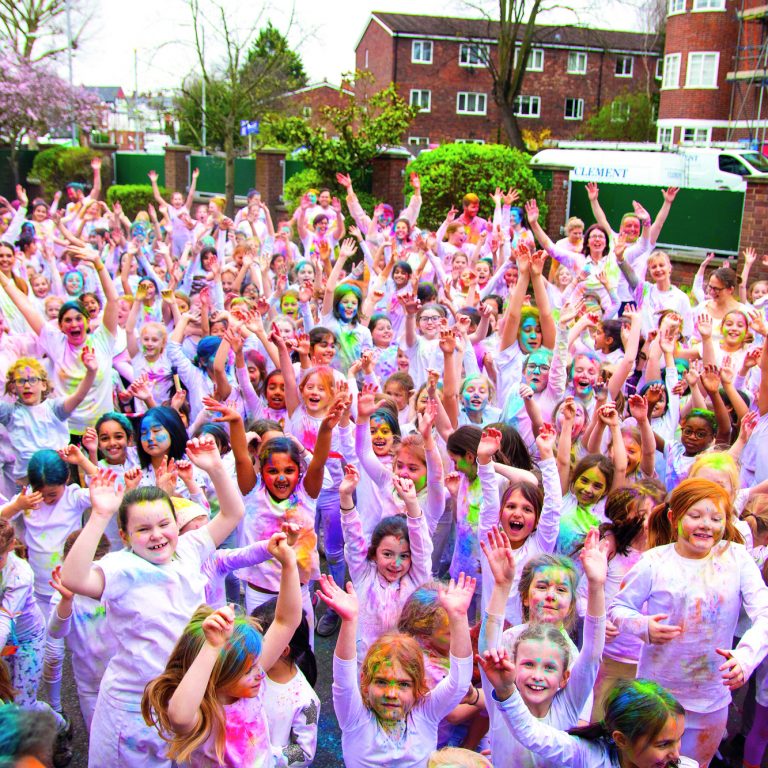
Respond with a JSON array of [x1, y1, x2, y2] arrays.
[[364, 11, 662, 54], [84, 86, 126, 103], [284, 79, 355, 97]]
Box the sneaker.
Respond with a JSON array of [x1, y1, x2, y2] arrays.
[[316, 608, 341, 637], [53, 714, 73, 768]]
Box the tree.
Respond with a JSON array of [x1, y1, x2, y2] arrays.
[[462, 1, 575, 150], [180, 0, 306, 214], [268, 71, 419, 183], [581, 91, 657, 142], [0, 52, 98, 182], [405, 143, 546, 231], [0, 0, 90, 62]]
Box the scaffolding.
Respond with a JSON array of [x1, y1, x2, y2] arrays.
[[726, 0, 768, 144]]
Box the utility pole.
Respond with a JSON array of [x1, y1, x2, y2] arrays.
[[134, 49, 140, 150], [201, 27, 207, 156], [65, 0, 77, 146]]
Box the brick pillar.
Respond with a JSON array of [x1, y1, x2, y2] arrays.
[[255, 149, 287, 218], [530, 163, 573, 239], [164, 146, 191, 194], [371, 148, 410, 208]]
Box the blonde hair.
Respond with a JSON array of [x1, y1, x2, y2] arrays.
[[140, 321, 168, 347], [429, 747, 493, 768], [688, 451, 740, 502], [565, 216, 584, 233], [6, 358, 49, 400], [141, 605, 264, 764]]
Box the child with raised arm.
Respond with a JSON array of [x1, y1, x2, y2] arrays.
[[61, 434, 244, 768], [318, 573, 476, 768]]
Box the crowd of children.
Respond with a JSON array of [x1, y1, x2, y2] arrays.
[[1, 159, 768, 768]]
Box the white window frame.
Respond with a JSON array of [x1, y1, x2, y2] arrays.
[[655, 58, 663, 79], [681, 126, 711, 143], [301, 106, 312, 119], [459, 43, 489, 67], [514, 95, 541, 118], [685, 51, 719, 88], [455, 138, 486, 144], [657, 127, 674, 145], [456, 92, 488, 115], [567, 51, 588, 74], [564, 97, 584, 120], [692, 0, 725, 10], [409, 89, 432, 113], [411, 40, 433, 64], [408, 136, 430, 147], [615, 55, 634, 77], [514, 46, 545, 72], [668, 0, 685, 14], [611, 101, 631, 122], [662, 53, 681, 89]]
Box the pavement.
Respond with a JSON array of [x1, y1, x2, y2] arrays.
[[61, 608, 343, 767]]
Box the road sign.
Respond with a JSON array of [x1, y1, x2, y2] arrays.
[[240, 120, 260, 136]]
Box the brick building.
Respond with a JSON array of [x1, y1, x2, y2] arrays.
[[281, 80, 355, 128], [658, 0, 768, 145], [354, 12, 663, 149]]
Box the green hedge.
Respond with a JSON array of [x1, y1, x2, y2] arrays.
[[106, 184, 169, 220], [406, 143, 547, 231], [30, 146, 111, 199]]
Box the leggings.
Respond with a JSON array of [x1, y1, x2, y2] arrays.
[[744, 657, 768, 768], [680, 705, 729, 768], [315, 489, 346, 588], [7, 626, 65, 730], [35, 593, 64, 713]]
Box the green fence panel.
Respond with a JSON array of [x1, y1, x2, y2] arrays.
[[531, 168, 553, 191], [114, 152, 165, 186], [190, 156, 257, 197], [284, 159, 305, 183], [568, 182, 744, 255]]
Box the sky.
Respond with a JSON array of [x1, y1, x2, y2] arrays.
[[62, 0, 644, 92]]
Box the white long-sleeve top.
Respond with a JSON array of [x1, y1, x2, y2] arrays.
[[492, 687, 698, 768], [341, 505, 433, 659], [333, 652, 473, 768], [477, 458, 563, 624], [48, 589, 115, 693], [482, 614, 605, 768], [608, 541, 768, 712], [201, 539, 270, 608], [0, 552, 45, 647]]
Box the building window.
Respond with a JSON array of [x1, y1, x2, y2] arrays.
[[693, 0, 725, 9], [364, 49, 369, 68], [668, 0, 685, 13], [514, 95, 541, 118], [456, 92, 487, 115], [411, 40, 433, 64], [459, 43, 489, 67], [564, 98, 584, 120], [408, 136, 430, 147], [655, 58, 663, 79], [686, 52, 719, 87], [662, 53, 681, 89], [514, 47, 545, 71], [615, 56, 634, 77], [682, 126, 710, 143], [567, 51, 588, 74], [611, 101, 631, 122], [657, 127, 674, 145], [410, 89, 431, 112], [455, 138, 486, 144], [301, 106, 312, 119]]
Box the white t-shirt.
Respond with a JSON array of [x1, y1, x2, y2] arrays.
[[38, 323, 116, 434], [12, 484, 90, 599], [0, 398, 71, 479], [96, 526, 215, 706]]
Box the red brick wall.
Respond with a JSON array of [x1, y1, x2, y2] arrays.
[[356, 20, 395, 99], [371, 153, 409, 210], [540, 167, 571, 238], [255, 149, 287, 218], [658, 0, 739, 122], [390, 36, 660, 144], [282, 86, 354, 130]]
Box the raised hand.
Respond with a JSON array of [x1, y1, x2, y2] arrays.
[[392, 475, 418, 504], [535, 422, 556, 458], [316, 574, 358, 621], [579, 527, 609, 585], [356, 382, 379, 420], [202, 604, 236, 648], [477, 427, 502, 464], [335, 172, 352, 189], [524, 199, 539, 225], [699, 364, 721, 394], [89, 468, 122, 519], [628, 393, 649, 423], [57, 445, 86, 466], [597, 403, 620, 428], [186, 434, 223, 472], [445, 471, 461, 499], [585, 182, 599, 201], [123, 467, 142, 491], [417, 398, 437, 440], [339, 464, 360, 497], [437, 573, 477, 616], [49, 565, 75, 601], [479, 647, 517, 700], [479, 527, 516, 588]]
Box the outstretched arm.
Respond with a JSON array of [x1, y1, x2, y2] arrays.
[[184, 167, 200, 210]]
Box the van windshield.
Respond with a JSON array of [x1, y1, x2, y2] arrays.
[[740, 152, 768, 172]]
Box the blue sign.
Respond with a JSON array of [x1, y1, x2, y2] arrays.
[[240, 120, 260, 136]]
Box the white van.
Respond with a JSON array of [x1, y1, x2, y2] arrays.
[[531, 143, 768, 191]]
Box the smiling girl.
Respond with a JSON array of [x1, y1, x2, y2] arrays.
[[337, 464, 432, 660], [0, 352, 96, 481], [61, 436, 244, 767], [610, 478, 768, 767]]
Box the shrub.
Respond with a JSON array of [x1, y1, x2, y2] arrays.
[[106, 185, 169, 219], [30, 146, 111, 199], [405, 143, 547, 231]]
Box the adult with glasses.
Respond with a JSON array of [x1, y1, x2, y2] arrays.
[[692, 254, 749, 341]]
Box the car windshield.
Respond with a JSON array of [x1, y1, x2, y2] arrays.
[[740, 151, 768, 172]]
